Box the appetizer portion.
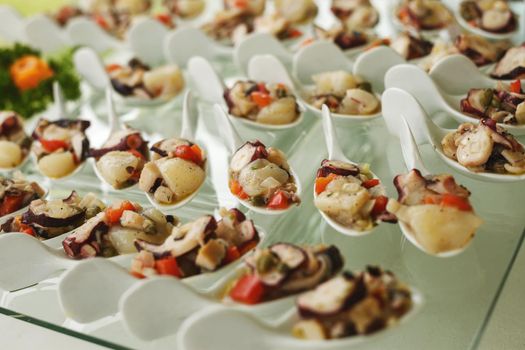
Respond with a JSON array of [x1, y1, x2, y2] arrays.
[[331, 0, 379, 29], [1, 191, 105, 240], [223, 81, 300, 125], [314, 25, 371, 51], [130, 208, 260, 278], [0, 174, 45, 217], [0, 111, 31, 169], [201, 8, 256, 45], [274, 0, 318, 24], [418, 34, 509, 71], [253, 14, 304, 41], [32, 119, 90, 179], [460, 0, 517, 34], [63, 200, 177, 259], [490, 45, 525, 80], [293, 266, 413, 340], [90, 129, 149, 189], [308, 71, 380, 116], [229, 141, 300, 210], [108, 58, 184, 100], [139, 137, 206, 205], [454, 33, 509, 66], [387, 170, 482, 254], [228, 243, 344, 305], [314, 160, 393, 232], [442, 121, 525, 174], [396, 0, 453, 31], [389, 32, 434, 60], [460, 81, 524, 125], [164, 0, 205, 18]]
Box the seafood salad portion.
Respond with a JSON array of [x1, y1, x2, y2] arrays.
[[331, 0, 379, 29], [253, 14, 304, 41], [228, 243, 343, 305], [32, 119, 90, 179], [224, 81, 300, 125], [418, 34, 509, 71], [1, 191, 105, 240], [387, 170, 482, 254], [229, 141, 300, 210], [200, 1, 264, 45], [460, 80, 524, 125], [0, 174, 45, 217], [314, 25, 371, 51], [460, 0, 517, 34], [130, 208, 260, 278], [273, 0, 318, 24], [63, 200, 177, 259], [442, 121, 525, 174], [396, 0, 453, 31], [308, 71, 380, 116], [91, 129, 149, 189], [314, 160, 393, 232], [164, 0, 205, 18], [139, 137, 206, 205], [108, 59, 184, 101], [293, 266, 413, 340], [491, 45, 525, 80], [388, 32, 434, 60], [0, 111, 32, 169]]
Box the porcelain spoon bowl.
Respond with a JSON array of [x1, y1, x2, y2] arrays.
[[382, 87, 476, 257], [314, 105, 386, 237], [142, 91, 208, 211], [385, 63, 525, 135], [188, 55, 304, 130], [381, 84, 525, 183], [213, 104, 302, 215], [58, 226, 266, 325]]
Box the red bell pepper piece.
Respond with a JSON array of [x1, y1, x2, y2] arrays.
[[440, 194, 472, 211], [267, 191, 289, 210], [40, 139, 69, 153], [510, 80, 522, 94], [223, 246, 241, 264], [155, 257, 182, 278], [372, 196, 388, 217], [362, 178, 380, 189], [229, 274, 265, 305]]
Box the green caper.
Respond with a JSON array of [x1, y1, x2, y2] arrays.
[[256, 253, 278, 273], [251, 196, 266, 207], [102, 246, 118, 258], [85, 206, 101, 219], [357, 82, 372, 93], [480, 89, 494, 108]]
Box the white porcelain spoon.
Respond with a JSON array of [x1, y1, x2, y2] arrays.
[[187, 55, 304, 130], [213, 104, 302, 215], [176, 287, 423, 350], [0, 5, 25, 43], [234, 33, 293, 75], [120, 250, 297, 341], [382, 87, 475, 257], [32, 82, 87, 181], [454, 7, 519, 40], [73, 46, 183, 108], [90, 88, 144, 192], [385, 63, 525, 135], [65, 17, 122, 53], [163, 27, 232, 68], [24, 14, 70, 53], [381, 84, 525, 183], [314, 105, 386, 237], [58, 225, 266, 325], [127, 17, 170, 67], [292, 42, 404, 122], [0, 232, 133, 292], [142, 91, 207, 211]]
